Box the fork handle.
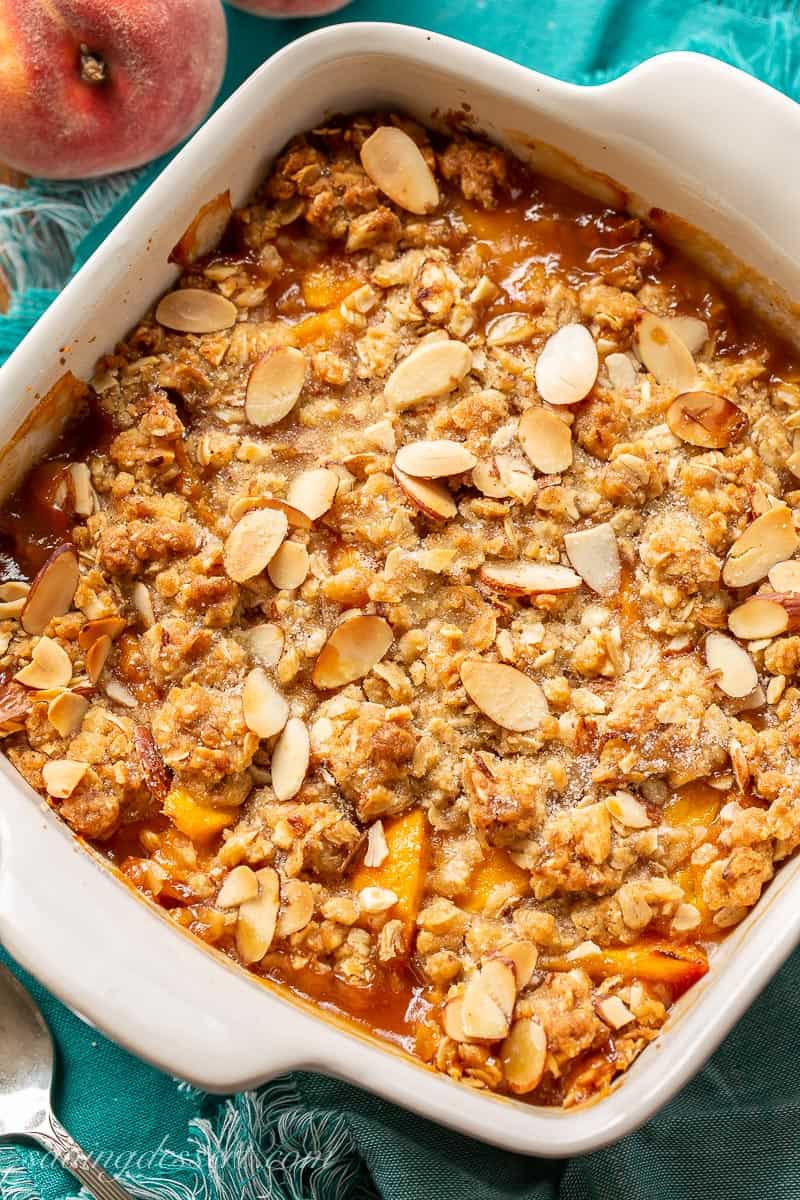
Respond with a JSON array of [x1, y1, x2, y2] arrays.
[[31, 1111, 135, 1200]]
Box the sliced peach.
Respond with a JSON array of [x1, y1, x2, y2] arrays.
[[301, 266, 361, 310], [543, 941, 708, 996], [463, 847, 530, 914], [351, 808, 429, 948], [664, 782, 722, 830], [291, 307, 346, 348], [163, 787, 237, 843]]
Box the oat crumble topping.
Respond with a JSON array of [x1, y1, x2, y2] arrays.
[[3, 113, 800, 1107]]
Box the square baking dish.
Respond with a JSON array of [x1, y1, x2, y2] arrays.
[[1, 23, 800, 1156]]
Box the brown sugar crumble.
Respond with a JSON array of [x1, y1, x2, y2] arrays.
[[3, 113, 800, 1107]]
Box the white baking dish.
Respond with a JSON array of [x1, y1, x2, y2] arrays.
[[1, 23, 800, 1157]]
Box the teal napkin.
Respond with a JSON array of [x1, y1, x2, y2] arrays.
[[2, 3, 800, 1197]]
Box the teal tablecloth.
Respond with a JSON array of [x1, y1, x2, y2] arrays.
[[2, 3, 800, 1197]]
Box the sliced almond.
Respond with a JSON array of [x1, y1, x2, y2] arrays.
[[596, 995, 635, 1030], [534, 324, 598, 406], [271, 716, 310, 802], [276, 878, 315, 937], [267, 541, 309, 591], [15, 636, 72, 690], [385, 339, 472, 410], [666, 391, 747, 449], [393, 466, 457, 521], [479, 561, 582, 595], [360, 126, 439, 215], [229, 495, 312, 531], [518, 407, 573, 474], [394, 439, 477, 479], [728, 596, 789, 640], [668, 315, 709, 355], [486, 313, 536, 346], [500, 1017, 547, 1095], [443, 995, 471, 1043], [245, 346, 306, 428], [0, 581, 29, 602], [69, 462, 96, 516], [461, 958, 516, 1042], [500, 941, 539, 990], [217, 864, 259, 909], [363, 820, 389, 868], [133, 725, 171, 803], [0, 596, 26, 619], [635, 311, 698, 391], [243, 667, 289, 739], [21, 545, 79, 635], [472, 457, 510, 499], [223, 508, 288, 583], [312, 615, 393, 689], [169, 191, 232, 266], [769, 560, 800, 591], [564, 523, 621, 596], [132, 582, 156, 629], [78, 616, 126, 652], [42, 758, 88, 799], [47, 691, 89, 738], [105, 679, 137, 707], [0, 682, 32, 730], [358, 885, 399, 914], [155, 288, 237, 334], [606, 790, 651, 829], [236, 866, 280, 964], [286, 468, 339, 521], [705, 631, 758, 698], [243, 623, 284, 667], [85, 634, 112, 685], [722, 507, 799, 588], [460, 659, 549, 732], [605, 352, 638, 390]]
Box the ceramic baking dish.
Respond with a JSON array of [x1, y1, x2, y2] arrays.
[[1, 23, 800, 1157]]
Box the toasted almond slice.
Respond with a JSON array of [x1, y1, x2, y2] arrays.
[[86, 634, 112, 684], [21, 545, 79, 636], [276, 878, 315, 937], [363, 820, 389, 868], [385, 339, 472, 409], [0, 596, 26, 619], [769, 560, 800, 591], [635, 311, 698, 391], [461, 958, 516, 1042], [486, 313, 535, 346], [312, 615, 393, 689], [0, 681, 30, 729], [479, 561, 582, 596], [0, 581, 29, 603], [606, 790, 651, 828], [360, 126, 439, 215], [228, 494, 313, 530], [42, 758, 88, 799], [394, 439, 477, 479], [564, 523, 621, 596], [271, 716, 310, 802], [243, 667, 289, 739], [245, 346, 306, 428], [500, 940, 539, 990], [472, 458, 510, 499], [605, 352, 638, 390], [267, 541, 310, 591], [705, 631, 758, 698], [460, 659, 549, 732], [500, 1017, 547, 1094], [443, 995, 471, 1043], [236, 866, 280, 964], [243, 623, 284, 667], [518, 407, 573, 474], [155, 288, 237, 334], [728, 596, 789, 640], [47, 691, 89, 738], [105, 678, 137, 707], [78, 616, 126, 651], [722, 507, 800, 588], [169, 191, 232, 266], [286, 468, 339, 521], [393, 466, 457, 521], [668, 314, 709, 355], [217, 864, 259, 909], [358, 885, 399, 914], [672, 902, 702, 933], [224, 508, 288, 583], [69, 462, 96, 516], [15, 636, 72, 690], [132, 582, 156, 629], [596, 995, 635, 1030], [666, 391, 747, 449], [535, 324, 598, 406]]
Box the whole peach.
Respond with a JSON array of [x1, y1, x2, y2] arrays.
[[0, 0, 227, 179], [226, 0, 351, 15]]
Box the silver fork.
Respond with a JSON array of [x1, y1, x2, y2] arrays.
[[0, 960, 135, 1199]]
